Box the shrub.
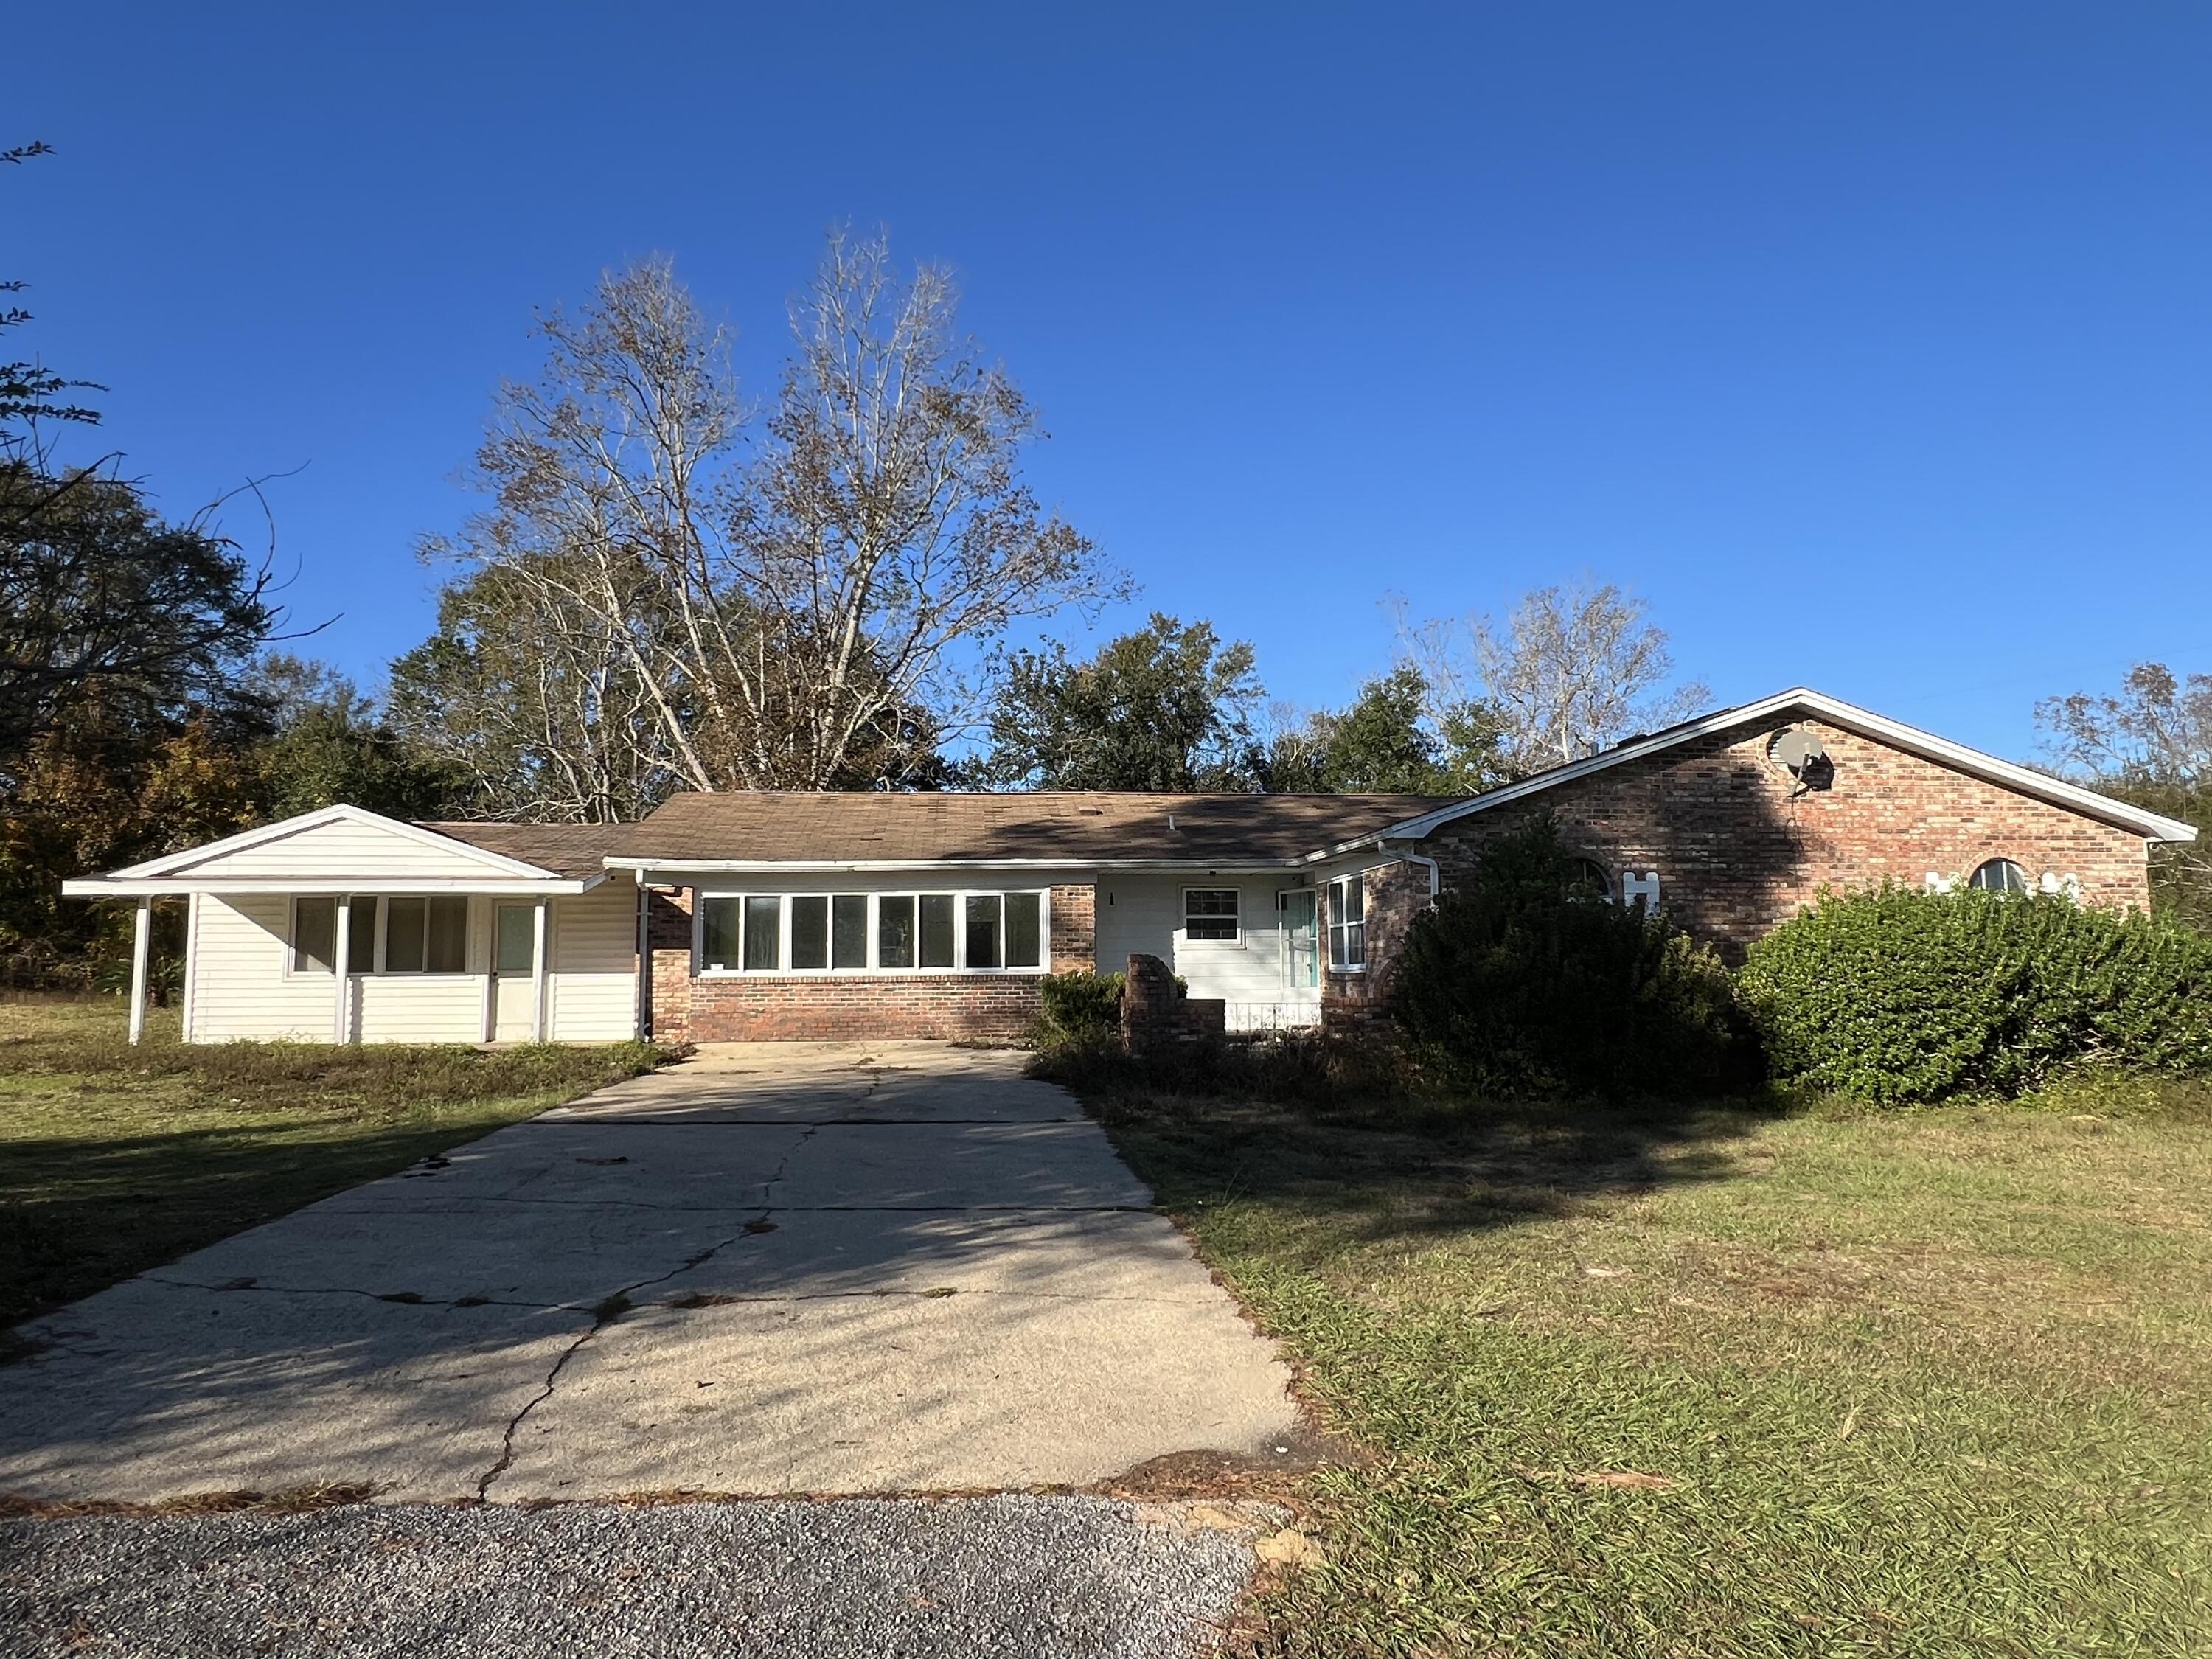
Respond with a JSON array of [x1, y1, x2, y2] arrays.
[[1390, 817, 1747, 1099], [1739, 886, 2212, 1103], [1035, 970, 1125, 1048]]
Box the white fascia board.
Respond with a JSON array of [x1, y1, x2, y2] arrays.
[[101, 803, 566, 883], [1321, 688, 2199, 854], [610, 857, 1304, 878], [62, 875, 603, 898]]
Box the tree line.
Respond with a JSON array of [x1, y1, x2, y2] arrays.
[[4, 144, 2205, 980]]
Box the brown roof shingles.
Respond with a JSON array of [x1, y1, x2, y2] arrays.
[[619, 790, 1461, 866], [415, 821, 639, 881]]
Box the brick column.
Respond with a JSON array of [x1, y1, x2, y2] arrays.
[[1048, 883, 1096, 973], [645, 886, 694, 1044]]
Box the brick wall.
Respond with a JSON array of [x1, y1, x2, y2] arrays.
[[644, 881, 1097, 1043], [1321, 858, 1430, 1029], [1415, 715, 2152, 959]]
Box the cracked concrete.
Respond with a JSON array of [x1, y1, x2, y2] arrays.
[[0, 1043, 1302, 1504]]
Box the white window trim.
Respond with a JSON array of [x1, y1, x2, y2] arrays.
[[1180, 885, 1244, 947], [289, 894, 476, 979], [1327, 872, 1369, 973], [285, 894, 339, 978], [693, 888, 1053, 978]]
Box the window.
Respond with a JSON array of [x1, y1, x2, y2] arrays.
[[1328, 874, 1366, 970], [1969, 858, 2029, 894], [346, 900, 375, 973], [1006, 891, 1043, 969], [1183, 888, 1241, 942], [292, 897, 336, 974], [385, 896, 467, 974], [701, 890, 1049, 975], [832, 895, 869, 970], [791, 896, 830, 970], [495, 904, 535, 975], [919, 894, 956, 968], [964, 894, 1003, 969], [742, 895, 782, 971], [700, 897, 742, 971], [877, 895, 917, 969], [1570, 859, 1613, 902]]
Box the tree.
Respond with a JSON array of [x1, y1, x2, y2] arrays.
[[420, 236, 1123, 798], [0, 464, 278, 773], [1391, 580, 1710, 776], [250, 655, 464, 821], [1257, 666, 1506, 794], [2037, 662, 2211, 927], [976, 613, 1262, 790]]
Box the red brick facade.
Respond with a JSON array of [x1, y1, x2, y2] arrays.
[[1400, 713, 2152, 964], [645, 882, 1096, 1043]]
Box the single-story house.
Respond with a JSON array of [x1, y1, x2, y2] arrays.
[[64, 688, 2198, 1045]]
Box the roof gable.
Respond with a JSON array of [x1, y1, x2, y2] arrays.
[[1366, 688, 2199, 848], [100, 805, 567, 884]]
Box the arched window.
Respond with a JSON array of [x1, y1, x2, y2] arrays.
[[1568, 858, 1613, 902], [1969, 858, 2028, 894]]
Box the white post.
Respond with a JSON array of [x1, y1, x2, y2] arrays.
[[531, 899, 550, 1043], [332, 896, 352, 1045], [127, 897, 151, 1046]]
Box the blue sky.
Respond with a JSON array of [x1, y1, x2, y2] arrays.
[[12, 3, 2209, 760]]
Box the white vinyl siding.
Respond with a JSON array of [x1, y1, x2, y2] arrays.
[[1093, 874, 1309, 1016], [187, 888, 635, 1044], [162, 817, 529, 882], [549, 883, 639, 1041]]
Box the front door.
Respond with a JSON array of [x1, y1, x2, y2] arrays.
[[491, 902, 538, 1040], [1279, 889, 1319, 991]]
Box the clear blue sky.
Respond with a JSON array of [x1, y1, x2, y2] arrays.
[[13, 3, 2209, 760]]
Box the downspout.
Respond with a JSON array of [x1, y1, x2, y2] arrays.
[[1385, 839, 1442, 905], [634, 868, 651, 1042]]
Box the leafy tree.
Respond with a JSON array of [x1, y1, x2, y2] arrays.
[[1259, 666, 1507, 795], [2037, 662, 2211, 927], [0, 465, 277, 773], [1392, 580, 1709, 775], [249, 655, 464, 821], [420, 237, 1122, 797], [977, 613, 1262, 791]]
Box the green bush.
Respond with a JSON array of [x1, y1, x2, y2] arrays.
[[1390, 817, 1747, 1099], [1739, 886, 2212, 1102], [1035, 970, 1125, 1048]]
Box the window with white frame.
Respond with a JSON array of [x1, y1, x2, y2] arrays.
[[1327, 873, 1365, 970], [1183, 887, 1240, 942], [291, 895, 465, 975], [695, 891, 1047, 975]]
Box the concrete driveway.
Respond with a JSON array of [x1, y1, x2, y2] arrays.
[[0, 1044, 1303, 1504]]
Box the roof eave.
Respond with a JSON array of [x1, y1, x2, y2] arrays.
[[1347, 689, 2200, 848]]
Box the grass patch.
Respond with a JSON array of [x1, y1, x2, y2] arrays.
[[1074, 1067, 2212, 1657], [0, 1001, 673, 1326]]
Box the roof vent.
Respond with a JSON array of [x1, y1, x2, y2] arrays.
[[1077, 807, 1103, 816]]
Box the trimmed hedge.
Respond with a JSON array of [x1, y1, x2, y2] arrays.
[[1390, 818, 1747, 1099], [1036, 970, 1125, 1047], [1739, 886, 2212, 1102]]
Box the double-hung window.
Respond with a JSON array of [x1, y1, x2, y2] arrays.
[[1183, 888, 1240, 942], [1327, 874, 1366, 970]]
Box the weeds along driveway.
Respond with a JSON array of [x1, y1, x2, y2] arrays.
[[0, 1043, 1302, 1504]]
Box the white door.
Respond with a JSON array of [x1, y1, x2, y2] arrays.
[[1279, 890, 1319, 992], [491, 902, 539, 1040]]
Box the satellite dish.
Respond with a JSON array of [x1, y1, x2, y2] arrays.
[[1769, 727, 1831, 784]]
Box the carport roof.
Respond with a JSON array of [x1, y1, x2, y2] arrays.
[[610, 790, 1462, 869]]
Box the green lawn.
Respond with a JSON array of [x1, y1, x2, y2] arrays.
[[1085, 1072, 2212, 1658], [0, 1001, 669, 1329]]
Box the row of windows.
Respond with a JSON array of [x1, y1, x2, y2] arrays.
[[291, 895, 543, 977], [698, 891, 1047, 975]]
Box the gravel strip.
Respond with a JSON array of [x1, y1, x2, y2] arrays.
[[0, 1495, 1273, 1658]]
